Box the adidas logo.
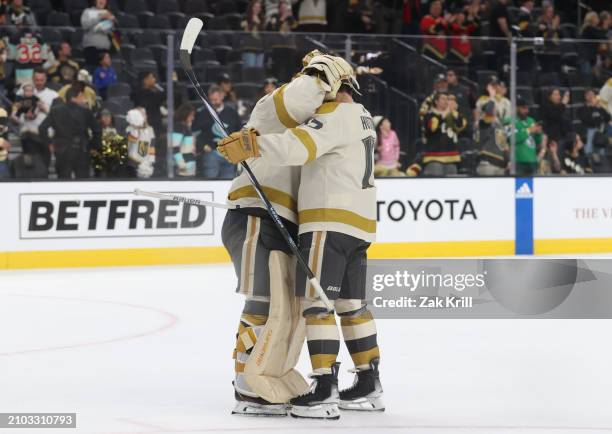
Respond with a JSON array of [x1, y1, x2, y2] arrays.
[[516, 182, 533, 198]]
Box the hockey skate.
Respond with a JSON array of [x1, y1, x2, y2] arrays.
[[289, 363, 341, 420], [339, 358, 385, 411], [232, 380, 287, 417]]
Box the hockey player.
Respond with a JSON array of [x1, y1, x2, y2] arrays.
[[218, 61, 384, 420], [221, 51, 355, 416]]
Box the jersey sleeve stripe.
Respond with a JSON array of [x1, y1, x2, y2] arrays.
[[299, 208, 377, 233], [273, 84, 299, 128], [228, 185, 297, 212], [315, 102, 340, 114], [290, 128, 317, 163]]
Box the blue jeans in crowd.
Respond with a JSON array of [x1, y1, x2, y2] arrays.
[[242, 51, 264, 68], [201, 150, 236, 179], [0, 161, 9, 178]]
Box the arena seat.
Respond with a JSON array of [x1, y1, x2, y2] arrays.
[[123, 0, 150, 15], [47, 11, 71, 27]]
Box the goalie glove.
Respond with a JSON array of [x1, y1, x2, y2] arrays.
[[217, 127, 260, 164], [302, 54, 361, 101]]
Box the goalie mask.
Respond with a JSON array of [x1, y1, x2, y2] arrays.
[[302, 54, 361, 101]]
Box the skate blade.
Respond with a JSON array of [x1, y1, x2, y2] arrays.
[[232, 401, 287, 417], [339, 396, 385, 412], [290, 402, 340, 420]]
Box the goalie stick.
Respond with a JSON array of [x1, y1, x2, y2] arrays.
[[179, 18, 333, 311]]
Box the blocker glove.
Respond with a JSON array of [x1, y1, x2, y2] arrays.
[[217, 127, 260, 164]]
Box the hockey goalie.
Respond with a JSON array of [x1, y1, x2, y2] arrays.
[[220, 51, 384, 419]]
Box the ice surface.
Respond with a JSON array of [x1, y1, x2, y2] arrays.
[[0, 264, 611, 434]]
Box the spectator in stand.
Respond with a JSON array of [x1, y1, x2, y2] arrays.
[[475, 76, 510, 126], [171, 103, 196, 178], [296, 0, 327, 32], [97, 108, 117, 135], [0, 29, 7, 95], [420, 0, 448, 61], [513, 96, 544, 176], [0, 107, 10, 179], [541, 88, 571, 153], [194, 85, 240, 179], [59, 69, 98, 110], [47, 42, 80, 85], [242, 0, 265, 33], [372, 0, 403, 34], [448, 5, 478, 65], [422, 91, 461, 176], [131, 71, 165, 136], [81, 0, 116, 71], [126, 107, 156, 178], [536, 2, 561, 48], [262, 77, 278, 95], [10, 132, 48, 179], [217, 73, 238, 109], [476, 99, 508, 176], [488, 0, 512, 75], [39, 83, 101, 179], [562, 134, 592, 175], [597, 12, 611, 74], [92, 51, 117, 100], [578, 88, 611, 155], [580, 11, 607, 75], [420, 73, 448, 122], [447, 94, 469, 142], [601, 11, 612, 39], [7, 28, 55, 86], [241, 1, 265, 68], [535, 3, 568, 72], [30, 68, 58, 117], [402, 0, 422, 35], [344, 1, 375, 34], [265, 0, 296, 32], [7, 0, 36, 27], [373, 116, 403, 177], [11, 82, 45, 134], [516, 0, 536, 72], [599, 78, 612, 124], [446, 69, 473, 127]]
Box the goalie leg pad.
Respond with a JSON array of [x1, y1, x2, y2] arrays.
[[243, 250, 308, 403]]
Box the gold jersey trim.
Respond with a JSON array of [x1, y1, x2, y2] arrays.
[[315, 102, 340, 114], [228, 185, 298, 212], [299, 208, 377, 233], [423, 154, 461, 164], [290, 127, 317, 163], [273, 84, 299, 128]]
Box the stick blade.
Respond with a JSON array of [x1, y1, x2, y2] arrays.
[[180, 17, 204, 54]]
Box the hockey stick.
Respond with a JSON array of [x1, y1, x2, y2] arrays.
[[180, 18, 333, 311], [134, 189, 239, 209]]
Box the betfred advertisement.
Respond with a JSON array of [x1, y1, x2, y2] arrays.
[[375, 178, 515, 243], [20, 191, 214, 239], [0, 181, 230, 253]]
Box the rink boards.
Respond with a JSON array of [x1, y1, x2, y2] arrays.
[[1, 177, 612, 268]]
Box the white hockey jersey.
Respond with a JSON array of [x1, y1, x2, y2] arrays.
[[226, 75, 326, 223], [257, 102, 377, 242]]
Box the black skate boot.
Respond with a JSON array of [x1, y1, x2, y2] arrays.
[[289, 363, 340, 420], [232, 383, 287, 416], [339, 358, 385, 411]]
